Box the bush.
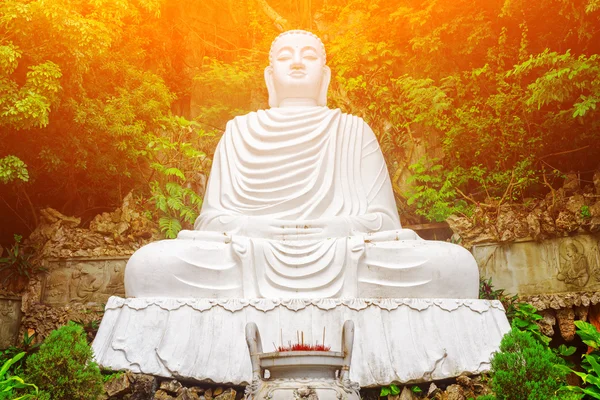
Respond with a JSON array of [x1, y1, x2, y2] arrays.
[[25, 322, 104, 400], [489, 328, 573, 400]]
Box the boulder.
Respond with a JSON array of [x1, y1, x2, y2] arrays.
[[398, 387, 415, 400], [556, 308, 576, 341], [176, 388, 200, 400], [214, 388, 236, 400], [154, 390, 176, 400], [563, 173, 580, 194], [555, 211, 578, 233], [445, 384, 465, 400], [590, 202, 600, 218], [160, 380, 183, 395], [104, 373, 131, 397], [565, 194, 586, 215], [456, 375, 472, 390], [125, 373, 157, 400], [427, 382, 441, 397], [537, 309, 556, 337], [539, 210, 557, 236], [526, 210, 542, 239]]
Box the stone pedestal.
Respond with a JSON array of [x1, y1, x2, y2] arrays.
[[92, 297, 509, 387]]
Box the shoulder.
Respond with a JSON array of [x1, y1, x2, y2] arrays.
[[338, 110, 372, 127], [220, 111, 259, 137], [338, 111, 376, 139]]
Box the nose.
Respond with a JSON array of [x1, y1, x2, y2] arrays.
[[291, 52, 304, 69]]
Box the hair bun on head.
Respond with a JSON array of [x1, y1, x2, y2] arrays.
[[269, 30, 327, 65]]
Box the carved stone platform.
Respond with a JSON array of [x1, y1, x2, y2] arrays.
[[92, 297, 510, 387]]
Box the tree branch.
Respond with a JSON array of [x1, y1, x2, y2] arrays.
[[539, 145, 590, 160], [0, 194, 33, 233], [256, 0, 290, 31]]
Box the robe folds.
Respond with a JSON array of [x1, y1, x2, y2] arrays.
[[126, 107, 479, 299], [195, 106, 401, 229], [183, 106, 410, 298]]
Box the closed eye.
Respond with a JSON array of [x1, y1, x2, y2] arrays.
[[276, 49, 293, 61]]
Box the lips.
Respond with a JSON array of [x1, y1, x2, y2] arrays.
[[289, 71, 307, 77]]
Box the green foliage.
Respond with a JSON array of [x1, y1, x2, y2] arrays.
[[0, 0, 178, 230], [511, 303, 551, 346], [560, 321, 600, 399], [70, 318, 101, 344], [379, 384, 400, 397], [0, 0, 599, 235], [0, 331, 41, 378], [321, 0, 600, 221], [0, 155, 28, 184], [411, 385, 422, 394], [193, 57, 267, 128], [0, 352, 38, 400], [102, 370, 124, 383], [555, 344, 577, 358], [25, 322, 103, 400], [0, 234, 41, 286], [0, 60, 62, 130], [478, 277, 518, 321], [488, 328, 573, 400], [581, 205, 592, 219], [148, 116, 208, 238], [406, 159, 472, 222]]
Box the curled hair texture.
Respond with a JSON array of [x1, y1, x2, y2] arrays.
[[269, 30, 326, 65]]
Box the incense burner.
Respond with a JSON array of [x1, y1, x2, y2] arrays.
[[244, 321, 360, 400]]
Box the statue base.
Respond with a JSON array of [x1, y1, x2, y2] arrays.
[[92, 297, 510, 387]]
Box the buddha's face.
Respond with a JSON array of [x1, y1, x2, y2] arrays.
[[265, 31, 330, 107]]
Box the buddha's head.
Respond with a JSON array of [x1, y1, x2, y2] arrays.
[[265, 30, 331, 108]]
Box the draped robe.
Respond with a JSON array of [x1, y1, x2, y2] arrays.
[[125, 107, 479, 299], [197, 107, 399, 226]]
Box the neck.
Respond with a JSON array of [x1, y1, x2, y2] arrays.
[[278, 98, 319, 108]]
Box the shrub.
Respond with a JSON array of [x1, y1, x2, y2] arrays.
[[488, 328, 573, 400], [25, 322, 103, 400]]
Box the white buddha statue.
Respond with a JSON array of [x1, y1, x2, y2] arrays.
[[125, 30, 479, 299]]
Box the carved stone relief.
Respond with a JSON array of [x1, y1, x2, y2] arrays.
[[0, 298, 22, 349], [557, 239, 590, 287], [473, 233, 600, 296], [41, 258, 127, 305]]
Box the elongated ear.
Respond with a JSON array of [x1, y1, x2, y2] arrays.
[[265, 66, 278, 108], [317, 66, 331, 107]]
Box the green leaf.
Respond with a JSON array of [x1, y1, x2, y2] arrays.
[[411, 386, 423, 393], [163, 167, 186, 181], [0, 352, 25, 379], [159, 217, 182, 239], [556, 344, 577, 356]]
